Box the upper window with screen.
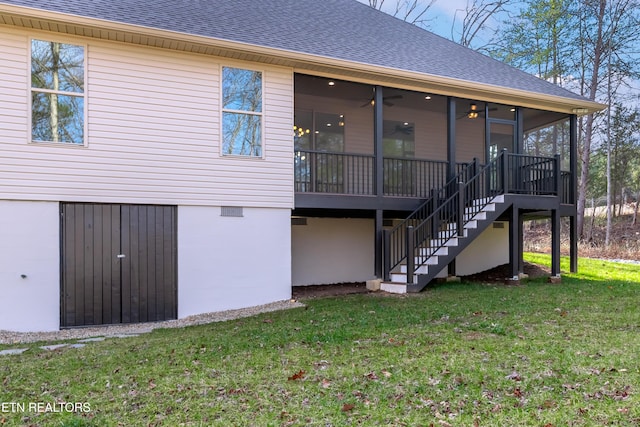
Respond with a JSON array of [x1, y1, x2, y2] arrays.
[[222, 67, 263, 157], [31, 39, 85, 145]]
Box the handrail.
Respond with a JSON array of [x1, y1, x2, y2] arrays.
[[405, 153, 504, 283], [383, 159, 477, 279]]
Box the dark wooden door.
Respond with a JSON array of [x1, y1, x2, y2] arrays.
[[61, 203, 177, 327]]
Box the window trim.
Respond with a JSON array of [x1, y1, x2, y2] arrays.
[[220, 65, 265, 158], [28, 37, 88, 147]]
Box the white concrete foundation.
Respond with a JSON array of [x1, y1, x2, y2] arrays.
[[456, 222, 509, 276], [0, 201, 60, 332], [178, 206, 291, 318], [292, 217, 375, 285]]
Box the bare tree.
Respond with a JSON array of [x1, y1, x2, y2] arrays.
[[366, 0, 437, 28], [576, 0, 640, 239], [451, 0, 514, 51]]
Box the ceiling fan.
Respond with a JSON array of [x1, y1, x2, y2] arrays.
[[457, 103, 497, 119], [360, 94, 403, 108], [385, 123, 414, 136]]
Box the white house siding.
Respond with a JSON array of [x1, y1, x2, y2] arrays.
[[0, 26, 295, 331], [177, 206, 291, 317], [292, 218, 375, 285], [456, 222, 509, 276], [0, 27, 294, 209], [0, 201, 60, 332], [0, 30, 28, 145]]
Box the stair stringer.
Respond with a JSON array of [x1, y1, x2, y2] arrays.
[[405, 197, 513, 293]]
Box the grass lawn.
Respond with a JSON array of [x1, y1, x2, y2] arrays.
[[1, 254, 639, 426]]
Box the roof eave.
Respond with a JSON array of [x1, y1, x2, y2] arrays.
[[0, 2, 607, 115]]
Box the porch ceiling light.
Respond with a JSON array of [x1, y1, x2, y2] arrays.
[[425, 95, 432, 100], [467, 103, 479, 119], [328, 81, 335, 86], [293, 125, 310, 137]]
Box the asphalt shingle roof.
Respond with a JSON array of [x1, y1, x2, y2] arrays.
[[1, 0, 586, 102]]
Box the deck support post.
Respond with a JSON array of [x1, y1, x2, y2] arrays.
[[374, 86, 384, 278], [569, 114, 578, 273], [382, 228, 391, 281], [448, 259, 456, 276], [518, 214, 524, 275], [375, 209, 383, 278], [551, 208, 561, 277], [509, 206, 519, 279], [570, 214, 578, 273]]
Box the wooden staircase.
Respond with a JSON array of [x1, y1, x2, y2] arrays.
[[381, 194, 509, 293]]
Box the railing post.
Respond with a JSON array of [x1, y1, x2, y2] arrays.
[[457, 182, 465, 237], [429, 188, 438, 238], [554, 154, 561, 199], [470, 157, 478, 200], [406, 226, 415, 285], [383, 229, 391, 281], [501, 148, 509, 194]]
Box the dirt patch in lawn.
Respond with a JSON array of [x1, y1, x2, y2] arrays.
[[292, 282, 369, 299], [460, 261, 551, 284], [292, 261, 551, 299]]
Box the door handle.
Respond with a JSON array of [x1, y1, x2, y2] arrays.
[[116, 254, 126, 259]]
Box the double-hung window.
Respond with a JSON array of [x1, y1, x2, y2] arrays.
[[31, 39, 85, 145], [221, 67, 263, 157]]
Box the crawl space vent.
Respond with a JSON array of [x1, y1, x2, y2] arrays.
[[221, 206, 243, 217]]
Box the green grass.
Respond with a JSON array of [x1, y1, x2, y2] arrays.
[[1, 255, 639, 426]]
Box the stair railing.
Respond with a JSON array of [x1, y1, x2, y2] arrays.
[[384, 149, 562, 285], [383, 159, 477, 281], [407, 152, 508, 283], [385, 151, 508, 284]]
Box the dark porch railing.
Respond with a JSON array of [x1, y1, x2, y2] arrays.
[[294, 150, 375, 195], [295, 149, 568, 203], [295, 150, 470, 198], [504, 153, 558, 195], [383, 157, 448, 198]]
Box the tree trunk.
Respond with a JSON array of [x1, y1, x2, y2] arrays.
[[576, 0, 607, 240]]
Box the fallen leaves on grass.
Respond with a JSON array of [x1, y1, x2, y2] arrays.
[[341, 403, 355, 412], [365, 371, 378, 380], [320, 378, 331, 389], [288, 370, 305, 381]]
